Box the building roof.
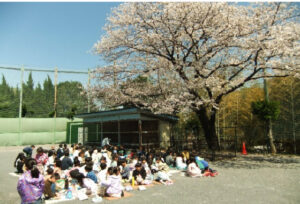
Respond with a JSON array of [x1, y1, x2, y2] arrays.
[[75, 107, 178, 123]]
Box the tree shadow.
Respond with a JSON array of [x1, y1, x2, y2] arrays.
[[211, 154, 300, 169]]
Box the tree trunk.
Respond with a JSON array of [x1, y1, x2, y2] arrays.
[[267, 119, 277, 154], [196, 108, 220, 151]]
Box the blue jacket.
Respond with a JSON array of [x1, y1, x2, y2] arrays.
[[87, 171, 98, 184], [23, 147, 33, 156]]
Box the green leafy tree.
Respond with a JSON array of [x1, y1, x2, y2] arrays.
[[252, 100, 280, 121], [43, 75, 54, 117], [0, 75, 18, 117], [252, 100, 280, 153], [22, 72, 35, 117], [57, 81, 92, 117], [66, 105, 78, 120]]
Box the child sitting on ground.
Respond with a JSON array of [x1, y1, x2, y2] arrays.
[[120, 159, 130, 180], [46, 150, 55, 167], [69, 169, 98, 195], [17, 158, 44, 204], [101, 167, 124, 198], [35, 147, 48, 173], [44, 173, 60, 200], [85, 164, 98, 184], [187, 157, 202, 177], [53, 159, 64, 178], [44, 168, 54, 181], [165, 151, 174, 167], [66, 157, 81, 177], [132, 163, 147, 185], [152, 157, 173, 185], [129, 154, 138, 170], [176, 152, 187, 170], [141, 157, 153, 181], [61, 151, 73, 170], [97, 163, 107, 183], [111, 155, 119, 167]]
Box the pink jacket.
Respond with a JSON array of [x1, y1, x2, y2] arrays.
[[35, 153, 48, 165]]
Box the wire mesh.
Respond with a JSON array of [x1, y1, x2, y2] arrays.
[[0, 66, 91, 118]]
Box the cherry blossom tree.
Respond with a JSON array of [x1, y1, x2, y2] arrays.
[[92, 2, 300, 150]]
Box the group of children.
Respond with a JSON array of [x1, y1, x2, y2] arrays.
[[15, 143, 216, 203]]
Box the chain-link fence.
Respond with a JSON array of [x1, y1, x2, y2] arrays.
[[0, 65, 93, 145], [0, 65, 92, 118], [1, 66, 299, 152]]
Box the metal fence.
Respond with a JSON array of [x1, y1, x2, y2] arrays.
[[0, 66, 299, 152], [0, 65, 91, 145], [0, 65, 92, 118], [170, 123, 300, 160]]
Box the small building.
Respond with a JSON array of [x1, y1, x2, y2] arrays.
[[75, 108, 178, 149]]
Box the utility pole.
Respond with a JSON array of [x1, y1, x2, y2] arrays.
[[236, 91, 239, 155], [217, 111, 220, 149], [18, 66, 24, 145], [54, 67, 58, 118], [53, 67, 58, 144], [87, 69, 91, 113], [264, 69, 276, 154]]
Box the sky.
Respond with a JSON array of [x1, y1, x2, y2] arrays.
[[0, 2, 120, 87]]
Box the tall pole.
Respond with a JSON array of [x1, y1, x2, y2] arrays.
[[236, 92, 239, 148], [53, 67, 58, 144], [138, 120, 142, 149], [87, 69, 91, 113], [54, 67, 58, 117], [118, 120, 121, 146], [264, 69, 276, 154], [290, 79, 296, 154], [217, 111, 220, 149], [18, 66, 24, 145], [223, 107, 226, 141]]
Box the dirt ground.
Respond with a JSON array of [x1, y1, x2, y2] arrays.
[[1, 145, 300, 204]]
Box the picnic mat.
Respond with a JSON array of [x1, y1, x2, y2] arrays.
[[9, 172, 21, 178], [45, 197, 75, 204], [124, 183, 156, 190], [104, 192, 133, 201]]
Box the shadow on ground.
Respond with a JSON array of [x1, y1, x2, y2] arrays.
[[211, 154, 300, 169]]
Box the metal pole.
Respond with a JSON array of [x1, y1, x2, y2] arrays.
[[53, 67, 58, 144], [54, 67, 58, 117], [118, 120, 121, 145], [290, 79, 296, 154], [18, 66, 24, 145], [217, 111, 221, 149], [96, 123, 99, 144], [100, 121, 103, 145], [236, 92, 239, 124], [138, 120, 142, 149], [223, 107, 226, 141], [87, 69, 91, 113], [236, 92, 239, 153], [235, 126, 237, 157], [263, 69, 276, 154]]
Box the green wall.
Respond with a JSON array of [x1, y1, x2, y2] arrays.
[[0, 118, 82, 146]]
